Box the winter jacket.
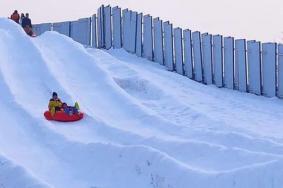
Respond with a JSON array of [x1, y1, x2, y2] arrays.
[[63, 106, 78, 115], [22, 17, 32, 28], [11, 13, 20, 23], [48, 98, 62, 116]]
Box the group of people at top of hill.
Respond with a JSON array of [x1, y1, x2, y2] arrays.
[[10, 10, 34, 36]]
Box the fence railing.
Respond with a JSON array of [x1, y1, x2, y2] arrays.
[[33, 4, 283, 99]]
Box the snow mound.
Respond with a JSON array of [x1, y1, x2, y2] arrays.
[[0, 155, 49, 188], [114, 76, 165, 100]]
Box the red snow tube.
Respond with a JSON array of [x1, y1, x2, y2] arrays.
[[44, 111, 84, 122]]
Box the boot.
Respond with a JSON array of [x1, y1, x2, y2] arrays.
[[74, 102, 80, 110]]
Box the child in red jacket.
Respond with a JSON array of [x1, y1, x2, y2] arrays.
[[10, 10, 20, 23]]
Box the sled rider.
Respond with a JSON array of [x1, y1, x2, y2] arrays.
[[48, 92, 62, 116], [62, 103, 79, 116]]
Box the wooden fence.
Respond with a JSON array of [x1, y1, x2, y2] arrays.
[[33, 5, 283, 99]]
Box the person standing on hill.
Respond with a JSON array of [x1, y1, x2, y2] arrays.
[[10, 10, 20, 23], [21, 13, 32, 28], [19, 13, 25, 25], [22, 13, 33, 36]]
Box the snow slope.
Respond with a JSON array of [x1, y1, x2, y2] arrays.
[[0, 18, 283, 188]]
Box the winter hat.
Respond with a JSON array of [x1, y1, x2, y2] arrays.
[[52, 92, 58, 97]]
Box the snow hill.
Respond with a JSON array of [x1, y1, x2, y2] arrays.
[[1, 18, 283, 188]]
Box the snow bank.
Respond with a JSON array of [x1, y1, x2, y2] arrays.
[[0, 154, 49, 188]]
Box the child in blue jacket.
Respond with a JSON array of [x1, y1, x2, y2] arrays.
[[62, 102, 79, 115]]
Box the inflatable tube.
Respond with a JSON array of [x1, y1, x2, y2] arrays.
[[44, 111, 84, 122]]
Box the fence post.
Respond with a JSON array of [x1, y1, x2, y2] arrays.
[[202, 33, 213, 85], [184, 29, 193, 79], [33, 23, 52, 36], [87, 18, 92, 46], [143, 15, 153, 60], [247, 40, 262, 95], [104, 5, 112, 49], [53, 21, 70, 37], [154, 18, 164, 65], [122, 9, 130, 51], [164, 21, 174, 71], [97, 5, 105, 48], [262, 43, 276, 97], [213, 35, 223, 87], [70, 18, 91, 46], [129, 11, 138, 53], [278, 44, 283, 98], [174, 27, 184, 75], [192, 31, 203, 82], [235, 39, 247, 92], [112, 7, 122, 49], [224, 37, 234, 89], [92, 15, 97, 48], [136, 13, 143, 57]]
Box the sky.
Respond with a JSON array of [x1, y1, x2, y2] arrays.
[[1, 0, 283, 43]]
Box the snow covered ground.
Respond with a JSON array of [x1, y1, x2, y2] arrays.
[[0, 18, 283, 188]]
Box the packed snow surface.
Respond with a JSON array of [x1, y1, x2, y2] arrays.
[[0, 18, 283, 188]]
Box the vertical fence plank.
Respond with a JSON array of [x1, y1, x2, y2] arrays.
[[184, 29, 193, 79], [136, 13, 143, 57], [278, 45, 283, 98], [104, 5, 112, 49], [224, 37, 234, 89], [112, 7, 121, 49], [122, 9, 130, 51], [235, 39, 247, 92], [153, 18, 164, 65], [192, 31, 203, 82], [213, 35, 223, 87], [174, 28, 184, 75], [53, 21, 70, 36], [234, 39, 240, 90], [97, 5, 105, 48], [143, 15, 153, 60], [86, 18, 92, 46], [70, 18, 91, 46], [128, 11, 137, 53], [247, 41, 262, 95], [262, 43, 276, 97], [43, 23, 52, 33], [202, 33, 213, 84], [122, 10, 137, 53], [33, 23, 51, 36], [92, 15, 97, 48], [87, 18, 91, 46], [70, 21, 78, 42], [164, 22, 174, 71]]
